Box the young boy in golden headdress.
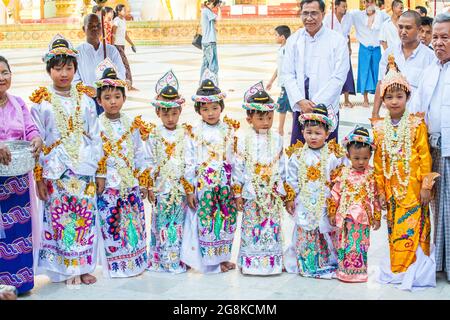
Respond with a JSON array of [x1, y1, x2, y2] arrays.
[[372, 55, 439, 291]]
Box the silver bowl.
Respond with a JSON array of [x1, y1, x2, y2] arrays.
[[0, 140, 36, 177]]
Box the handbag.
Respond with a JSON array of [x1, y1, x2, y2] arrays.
[[192, 23, 202, 50]]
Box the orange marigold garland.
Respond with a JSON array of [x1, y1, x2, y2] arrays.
[[283, 182, 295, 202], [34, 164, 43, 182], [29, 87, 51, 104], [285, 140, 304, 158], [180, 177, 194, 194], [131, 116, 155, 141], [76, 82, 96, 98]]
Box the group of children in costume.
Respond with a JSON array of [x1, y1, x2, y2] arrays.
[[28, 34, 438, 289]]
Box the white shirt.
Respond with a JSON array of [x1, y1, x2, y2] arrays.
[[410, 60, 450, 157], [378, 42, 435, 101], [349, 9, 385, 47], [30, 86, 102, 179], [73, 42, 126, 87], [113, 17, 127, 46], [379, 19, 400, 49], [324, 13, 352, 37], [281, 26, 349, 114], [428, 65, 446, 134]]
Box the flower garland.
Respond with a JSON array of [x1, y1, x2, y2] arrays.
[[51, 85, 84, 165], [100, 113, 137, 197], [152, 125, 186, 208], [244, 130, 284, 219], [382, 111, 412, 200], [195, 121, 234, 188], [297, 144, 329, 222], [336, 167, 375, 220]]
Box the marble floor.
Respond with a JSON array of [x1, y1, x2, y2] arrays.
[[2, 44, 449, 300]]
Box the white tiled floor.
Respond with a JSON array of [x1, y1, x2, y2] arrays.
[[3, 44, 448, 300]]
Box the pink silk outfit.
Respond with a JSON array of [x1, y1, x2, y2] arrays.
[[331, 167, 381, 282]]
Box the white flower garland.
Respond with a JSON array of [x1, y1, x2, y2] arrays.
[[152, 125, 186, 208], [243, 130, 284, 218], [100, 113, 136, 197], [196, 121, 234, 187], [382, 111, 412, 200], [51, 85, 84, 165], [297, 144, 329, 222], [336, 167, 375, 219]]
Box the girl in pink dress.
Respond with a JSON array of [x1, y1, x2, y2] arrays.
[[329, 127, 381, 282]]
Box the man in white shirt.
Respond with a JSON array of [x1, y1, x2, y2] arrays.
[[73, 14, 126, 115], [420, 16, 434, 49], [282, 0, 349, 145], [372, 10, 435, 117], [324, 0, 355, 107], [349, 0, 388, 107], [379, 0, 403, 50], [410, 13, 450, 282]]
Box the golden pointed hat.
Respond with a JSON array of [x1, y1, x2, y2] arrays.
[[380, 54, 411, 98]]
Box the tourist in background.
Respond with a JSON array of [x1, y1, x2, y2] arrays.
[[379, 0, 404, 50], [113, 4, 137, 90], [200, 0, 221, 83], [324, 0, 356, 108]]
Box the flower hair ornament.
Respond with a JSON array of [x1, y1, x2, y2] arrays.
[[380, 54, 411, 98], [242, 81, 279, 112], [299, 103, 338, 132], [191, 68, 226, 103], [342, 126, 376, 150], [151, 70, 185, 108], [94, 58, 128, 89], [43, 34, 78, 63]]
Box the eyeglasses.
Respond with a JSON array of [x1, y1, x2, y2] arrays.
[[0, 71, 11, 79], [301, 11, 321, 18]]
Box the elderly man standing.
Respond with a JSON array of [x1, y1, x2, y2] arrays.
[[372, 10, 435, 118], [410, 13, 450, 282], [282, 0, 349, 145], [74, 13, 126, 115]]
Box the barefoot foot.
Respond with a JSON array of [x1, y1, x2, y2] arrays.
[[220, 261, 236, 272], [80, 273, 97, 285], [344, 101, 354, 108], [65, 276, 81, 286]]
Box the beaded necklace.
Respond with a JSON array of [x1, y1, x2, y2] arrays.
[[297, 144, 329, 220], [51, 85, 84, 165], [382, 111, 412, 200], [100, 113, 136, 197]]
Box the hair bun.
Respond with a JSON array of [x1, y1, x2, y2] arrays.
[[101, 67, 118, 80], [51, 39, 69, 50], [312, 103, 328, 116], [354, 127, 369, 137], [248, 90, 274, 104], [160, 85, 179, 99], [200, 79, 217, 90]]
